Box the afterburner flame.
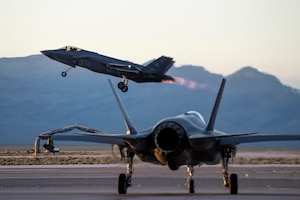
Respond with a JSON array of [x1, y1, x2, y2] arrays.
[[164, 76, 207, 90], [162, 79, 175, 83]]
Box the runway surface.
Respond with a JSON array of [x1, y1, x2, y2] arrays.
[[0, 164, 299, 200]]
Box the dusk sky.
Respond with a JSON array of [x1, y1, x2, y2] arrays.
[[1, 0, 299, 88]]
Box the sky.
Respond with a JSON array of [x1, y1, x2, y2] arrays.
[[1, 0, 300, 88]]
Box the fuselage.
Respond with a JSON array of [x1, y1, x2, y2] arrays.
[[41, 46, 173, 83], [124, 111, 224, 170]]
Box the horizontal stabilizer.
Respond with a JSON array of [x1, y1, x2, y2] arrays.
[[219, 134, 300, 146], [189, 132, 257, 140]]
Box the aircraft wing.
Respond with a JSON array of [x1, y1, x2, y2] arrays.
[[218, 133, 300, 146], [54, 131, 151, 145], [37, 124, 128, 146], [107, 63, 140, 74], [36, 123, 150, 147], [107, 63, 138, 69], [51, 133, 127, 146], [76, 55, 141, 73]]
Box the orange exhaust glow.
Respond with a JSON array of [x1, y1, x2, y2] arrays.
[[163, 77, 207, 90]]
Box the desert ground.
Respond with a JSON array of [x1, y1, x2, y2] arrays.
[[0, 145, 299, 165]]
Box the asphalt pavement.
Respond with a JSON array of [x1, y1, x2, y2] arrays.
[[0, 164, 299, 200]]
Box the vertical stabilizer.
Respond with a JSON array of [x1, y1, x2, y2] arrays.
[[206, 78, 226, 131], [108, 79, 138, 135], [144, 56, 174, 74]]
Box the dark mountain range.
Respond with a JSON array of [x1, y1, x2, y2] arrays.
[[0, 55, 300, 147]]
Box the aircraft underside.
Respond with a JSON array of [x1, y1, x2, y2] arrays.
[[60, 62, 163, 92]]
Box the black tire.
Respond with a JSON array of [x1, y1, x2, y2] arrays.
[[61, 71, 67, 77], [189, 179, 195, 194], [121, 86, 128, 92], [118, 82, 125, 89], [118, 173, 127, 194], [229, 173, 238, 194]]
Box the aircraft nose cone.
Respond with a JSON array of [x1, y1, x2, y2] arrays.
[[40, 50, 51, 57], [40, 50, 58, 60]]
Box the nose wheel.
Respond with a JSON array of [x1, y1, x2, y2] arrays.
[[61, 67, 72, 77], [61, 71, 67, 77], [118, 77, 129, 92]]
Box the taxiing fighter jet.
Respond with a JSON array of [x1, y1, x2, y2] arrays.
[[35, 78, 300, 195], [41, 46, 174, 92]]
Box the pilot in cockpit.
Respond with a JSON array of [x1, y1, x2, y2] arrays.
[[61, 46, 81, 52]]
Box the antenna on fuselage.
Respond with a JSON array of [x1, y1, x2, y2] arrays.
[[206, 78, 226, 132], [108, 79, 138, 135]]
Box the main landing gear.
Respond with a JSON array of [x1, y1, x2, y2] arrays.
[[118, 77, 129, 92], [185, 154, 238, 195], [117, 147, 238, 195], [118, 148, 134, 194], [222, 147, 238, 194], [186, 165, 195, 193]]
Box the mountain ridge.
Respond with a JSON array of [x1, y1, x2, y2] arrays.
[[0, 55, 299, 147]]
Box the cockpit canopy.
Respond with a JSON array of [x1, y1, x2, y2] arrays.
[[185, 111, 206, 124], [60, 46, 81, 52]]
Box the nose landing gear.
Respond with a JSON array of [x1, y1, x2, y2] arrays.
[[61, 67, 73, 77]]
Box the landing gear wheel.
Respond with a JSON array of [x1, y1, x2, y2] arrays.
[[118, 173, 127, 194], [118, 148, 134, 194], [121, 86, 128, 92], [186, 165, 195, 193], [221, 147, 238, 194], [118, 82, 125, 89], [118, 77, 129, 92], [229, 174, 238, 194], [118, 82, 128, 92], [61, 71, 67, 77], [188, 179, 195, 194]]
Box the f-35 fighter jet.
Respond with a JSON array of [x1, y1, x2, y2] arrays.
[[41, 46, 175, 92], [35, 78, 300, 195]]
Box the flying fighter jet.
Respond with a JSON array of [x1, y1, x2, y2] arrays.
[[41, 46, 174, 92], [35, 78, 300, 195]]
